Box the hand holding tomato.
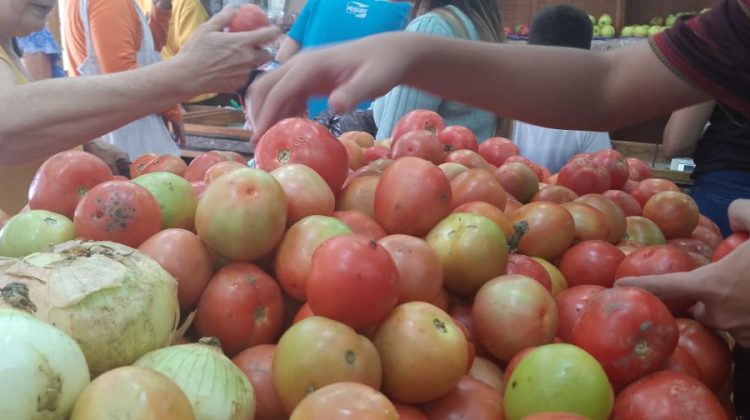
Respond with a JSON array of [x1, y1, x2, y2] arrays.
[[616, 199, 750, 348]]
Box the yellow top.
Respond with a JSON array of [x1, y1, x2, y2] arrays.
[[136, 0, 216, 103], [0, 45, 47, 214]]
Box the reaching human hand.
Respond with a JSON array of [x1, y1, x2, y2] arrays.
[[83, 138, 130, 175], [616, 199, 750, 348]]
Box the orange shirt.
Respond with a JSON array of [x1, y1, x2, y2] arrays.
[[62, 0, 181, 122]]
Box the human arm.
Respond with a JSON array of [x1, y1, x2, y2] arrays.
[[275, 0, 312, 63], [20, 54, 52, 81], [275, 37, 301, 63], [83, 138, 129, 173], [0, 8, 280, 165], [662, 101, 715, 158]]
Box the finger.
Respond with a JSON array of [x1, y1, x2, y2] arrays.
[[689, 301, 720, 330], [328, 67, 386, 114], [614, 268, 712, 303], [728, 199, 750, 233], [248, 67, 295, 138], [198, 5, 237, 33], [220, 26, 283, 48]]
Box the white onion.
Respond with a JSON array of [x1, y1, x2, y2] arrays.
[[135, 337, 256, 420], [0, 283, 90, 419], [0, 240, 180, 375]]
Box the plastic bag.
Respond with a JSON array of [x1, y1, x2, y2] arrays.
[[313, 109, 378, 138]]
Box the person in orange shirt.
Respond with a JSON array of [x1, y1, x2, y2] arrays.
[[62, 0, 185, 160], [0, 1, 280, 214]]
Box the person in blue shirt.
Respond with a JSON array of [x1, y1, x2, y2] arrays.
[[275, 0, 412, 119], [17, 26, 66, 80]]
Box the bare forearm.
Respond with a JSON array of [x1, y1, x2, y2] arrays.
[[402, 35, 710, 131], [662, 101, 715, 158], [0, 59, 194, 164]]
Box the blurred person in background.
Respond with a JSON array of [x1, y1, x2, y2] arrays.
[[17, 25, 66, 80]]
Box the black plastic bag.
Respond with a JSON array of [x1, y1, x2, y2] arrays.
[[313, 109, 378, 138]]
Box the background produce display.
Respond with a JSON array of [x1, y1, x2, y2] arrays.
[[1, 104, 744, 419]]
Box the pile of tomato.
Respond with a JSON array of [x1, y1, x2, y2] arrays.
[[3, 109, 746, 420]]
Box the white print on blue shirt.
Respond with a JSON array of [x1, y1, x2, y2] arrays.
[[346, 1, 369, 18]]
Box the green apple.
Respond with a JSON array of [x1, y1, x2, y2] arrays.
[[600, 24, 616, 38], [588, 14, 596, 25], [598, 13, 613, 27], [133, 172, 197, 230], [648, 25, 663, 36], [665, 14, 677, 27], [0, 210, 75, 257], [649, 15, 664, 26], [633, 25, 649, 37], [620, 25, 635, 37], [593, 25, 601, 37]]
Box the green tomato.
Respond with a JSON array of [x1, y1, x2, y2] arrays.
[[0, 210, 75, 257], [504, 343, 614, 420], [133, 172, 197, 230]]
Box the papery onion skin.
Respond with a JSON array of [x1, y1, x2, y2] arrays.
[[71, 366, 196, 420], [0, 240, 180, 375], [134, 338, 256, 420], [0, 302, 90, 419]]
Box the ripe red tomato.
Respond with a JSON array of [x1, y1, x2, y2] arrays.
[[557, 157, 611, 196], [559, 240, 625, 288], [184, 151, 235, 182], [629, 178, 679, 207], [690, 225, 721, 249], [698, 214, 722, 237], [334, 209, 387, 240], [675, 318, 732, 390], [29, 150, 113, 218], [575, 194, 627, 245], [438, 125, 479, 152], [532, 185, 579, 204], [292, 303, 315, 324], [555, 285, 606, 343], [510, 202, 576, 260], [232, 345, 286, 420], [667, 238, 714, 260], [712, 231, 749, 261], [374, 157, 452, 236], [453, 201, 513, 239], [571, 287, 679, 385], [73, 180, 161, 247], [603, 189, 642, 216], [422, 376, 504, 419], [340, 131, 375, 148], [130, 153, 158, 179], [505, 253, 553, 291], [194, 263, 284, 356], [561, 202, 610, 242], [505, 155, 544, 181], [448, 299, 490, 358], [202, 160, 246, 183], [306, 234, 400, 329], [388, 129, 446, 165], [477, 137, 519, 167], [378, 234, 444, 304], [340, 138, 364, 170], [438, 162, 468, 181], [450, 168, 507, 210], [495, 162, 540, 204], [591, 149, 629, 190], [612, 371, 727, 420], [391, 110, 445, 144], [468, 356, 504, 393], [337, 175, 379, 218], [138, 228, 214, 313], [141, 154, 188, 177], [363, 145, 390, 164], [661, 345, 702, 380], [255, 118, 349, 194], [625, 157, 652, 181], [444, 150, 491, 171], [228, 4, 270, 32], [624, 215, 666, 245], [289, 382, 398, 419], [394, 404, 428, 420], [270, 164, 335, 226], [501, 345, 537, 386], [642, 191, 699, 239]]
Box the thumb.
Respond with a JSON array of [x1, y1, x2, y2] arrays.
[[200, 5, 237, 32], [614, 269, 709, 303], [328, 69, 382, 115]]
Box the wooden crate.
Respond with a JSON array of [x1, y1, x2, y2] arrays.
[[181, 108, 252, 159]]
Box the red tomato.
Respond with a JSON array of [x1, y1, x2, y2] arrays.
[[612, 371, 727, 420], [270, 164, 335, 226], [340, 131, 375, 148], [391, 110, 445, 144], [468, 356, 505, 393], [138, 228, 214, 313], [227, 4, 270, 32], [184, 151, 234, 182], [505, 196, 523, 216], [292, 303, 315, 324], [561, 202, 610, 242], [129, 153, 158, 179], [336, 175, 378, 218], [505, 253, 553, 291], [141, 154, 188, 177], [444, 149, 491, 171], [690, 225, 722, 250], [667, 238, 714, 260], [625, 157, 652, 181], [438, 125, 479, 152], [232, 345, 286, 420], [571, 287, 679, 385], [289, 382, 398, 419], [255, 118, 349, 194], [202, 160, 246, 183], [422, 376, 504, 419], [448, 299, 489, 358], [388, 129, 446, 165], [438, 162, 469, 181], [430, 287, 452, 312], [504, 155, 544, 181], [532, 185, 579, 204], [450, 168, 508, 210], [363, 145, 390, 164], [378, 234, 444, 304], [478, 136, 519, 166], [501, 345, 537, 386], [73, 180, 160, 247], [334, 209, 388, 240], [559, 240, 625, 288], [190, 180, 208, 201], [453, 201, 513, 239], [591, 149, 629, 190], [555, 285, 606, 343], [306, 234, 400, 329], [698, 214, 722, 237], [339, 138, 364, 170], [712, 231, 749, 261], [557, 157, 612, 196], [29, 150, 113, 218], [629, 178, 679, 207], [676, 318, 732, 390], [374, 157, 452, 236], [661, 345, 702, 380], [495, 162, 540, 204], [394, 404, 428, 420], [603, 189, 642, 217], [194, 263, 284, 356], [643, 191, 699, 239], [575, 194, 627, 245], [510, 202, 576, 260], [624, 215, 666, 246]]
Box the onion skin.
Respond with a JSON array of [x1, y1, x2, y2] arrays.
[[0, 240, 180, 375]]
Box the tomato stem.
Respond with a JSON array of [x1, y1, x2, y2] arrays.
[[1, 282, 38, 313], [507, 221, 530, 254]]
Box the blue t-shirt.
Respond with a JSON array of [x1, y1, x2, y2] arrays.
[[287, 0, 411, 118], [17, 28, 66, 78]]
